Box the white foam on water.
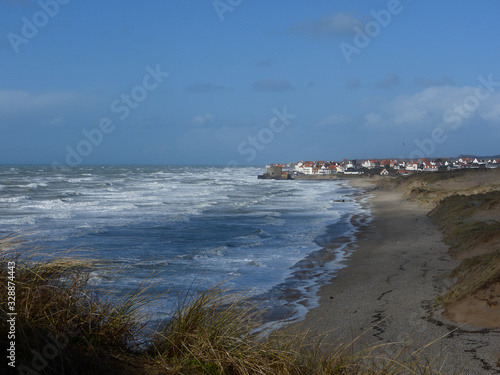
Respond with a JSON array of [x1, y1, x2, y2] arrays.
[[0, 195, 29, 203], [0, 216, 37, 226], [0, 165, 368, 328]]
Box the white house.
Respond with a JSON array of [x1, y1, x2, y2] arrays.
[[361, 159, 378, 169], [406, 161, 419, 171], [303, 166, 314, 174], [296, 161, 316, 174], [345, 160, 356, 169], [318, 165, 331, 175]]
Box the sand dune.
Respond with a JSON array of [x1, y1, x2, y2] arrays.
[[287, 170, 500, 374]]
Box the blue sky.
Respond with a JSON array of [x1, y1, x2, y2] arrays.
[[1, 0, 500, 166]]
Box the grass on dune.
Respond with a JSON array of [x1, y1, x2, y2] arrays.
[[428, 192, 500, 307], [150, 287, 447, 374], [1, 235, 450, 374], [437, 249, 500, 306], [0, 234, 150, 374]]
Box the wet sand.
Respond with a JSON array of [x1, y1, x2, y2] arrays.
[[286, 179, 500, 374]]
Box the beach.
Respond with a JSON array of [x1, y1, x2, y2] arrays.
[[2, 168, 499, 374], [286, 178, 500, 374]]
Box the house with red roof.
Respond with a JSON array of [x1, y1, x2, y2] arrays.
[[422, 161, 439, 171]]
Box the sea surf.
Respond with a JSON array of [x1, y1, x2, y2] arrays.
[[0, 165, 369, 326]]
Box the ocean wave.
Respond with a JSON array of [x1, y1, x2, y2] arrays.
[[204, 245, 227, 256], [245, 259, 264, 267], [0, 165, 366, 328], [0, 216, 36, 226], [24, 182, 48, 188], [0, 195, 29, 203]]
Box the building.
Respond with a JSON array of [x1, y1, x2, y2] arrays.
[[258, 165, 293, 179], [406, 161, 419, 171], [422, 161, 439, 172], [361, 159, 379, 169], [318, 165, 331, 175], [267, 166, 282, 177]]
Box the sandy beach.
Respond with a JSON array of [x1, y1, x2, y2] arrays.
[[286, 178, 500, 374]]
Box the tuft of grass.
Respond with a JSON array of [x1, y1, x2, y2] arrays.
[[392, 168, 500, 205], [426, 190, 500, 312], [1, 235, 450, 374], [150, 285, 285, 374], [0, 234, 152, 374], [149, 286, 445, 374], [438, 249, 500, 306]]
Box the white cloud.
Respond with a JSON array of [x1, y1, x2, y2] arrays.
[[0, 90, 76, 115], [391, 86, 478, 125], [364, 112, 382, 126], [413, 75, 455, 88], [480, 102, 500, 122], [190, 113, 214, 126], [48, 116, 65, 126], [363, 85, 500, 130]]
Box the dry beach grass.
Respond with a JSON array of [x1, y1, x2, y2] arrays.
[[2, 235, 447, 374]]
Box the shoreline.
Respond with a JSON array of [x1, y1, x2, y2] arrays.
[[259, 182, 370, 326], [285, 179, 500, 374]]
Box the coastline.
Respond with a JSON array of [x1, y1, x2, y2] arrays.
[[259, 181, 370, 326], [285, 178, 500, 374]]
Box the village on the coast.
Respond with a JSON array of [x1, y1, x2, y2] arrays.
[[259, 157, 500, 179]]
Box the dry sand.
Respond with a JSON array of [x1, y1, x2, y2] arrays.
[[286, 179, 500, 374]]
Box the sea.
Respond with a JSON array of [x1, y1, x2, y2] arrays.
[[0, 165, 369, 328]]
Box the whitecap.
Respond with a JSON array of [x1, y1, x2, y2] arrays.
[[246, 260, 263, 267], [0, 195, 29, 203]]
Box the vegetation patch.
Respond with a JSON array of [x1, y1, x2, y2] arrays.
[[1, 235, 447, 374], [438, 249, 500, 306], [428, 192, 500, 256], [425, 191, 500, 312], [0, 235, 151, 374], [393, 169, 500, 205]]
